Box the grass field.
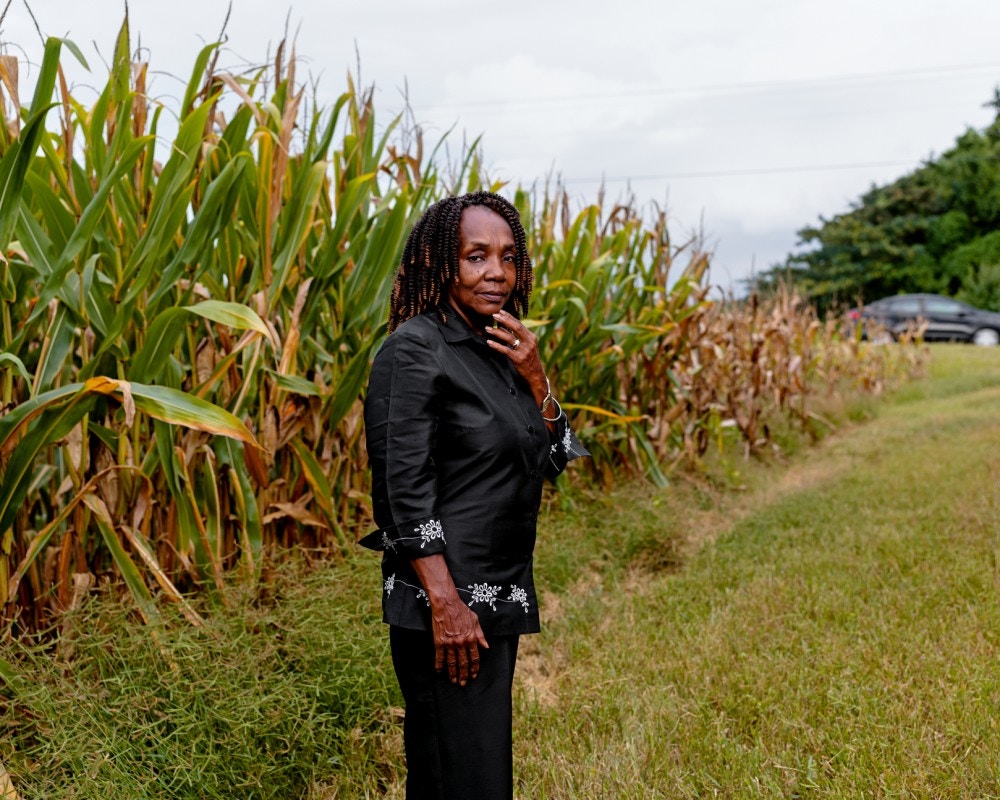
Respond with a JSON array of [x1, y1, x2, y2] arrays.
[[3, 344, 999, 798], [515, 344, 1000, 798]]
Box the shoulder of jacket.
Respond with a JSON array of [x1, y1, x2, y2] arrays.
[[393, 312, 442, 343], [376, 313, 444, 359]]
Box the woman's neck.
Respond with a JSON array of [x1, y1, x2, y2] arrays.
[[445, 298, 492, 336]]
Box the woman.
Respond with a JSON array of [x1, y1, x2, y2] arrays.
[[361, 191, 587, 799]]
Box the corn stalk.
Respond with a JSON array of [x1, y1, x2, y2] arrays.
[[0, 20, 927, 635]]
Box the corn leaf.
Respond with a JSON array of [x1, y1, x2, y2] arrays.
[[0, 385, 97, 536], [266, 370, 321, 397], [185, 300, 274, 344], [128, 383, 260, 447], [0, 106, 56, 251], [0, 759, 18, 800], [128, 307, 187, 384], [82, 493, 159, 624], [0, 353, 31, 387], [290, 438, 342, 543]]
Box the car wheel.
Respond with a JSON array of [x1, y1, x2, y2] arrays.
[[972, 328, 1000, 347]]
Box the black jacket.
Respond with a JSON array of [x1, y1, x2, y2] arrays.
[[361, 309, 588, 635]]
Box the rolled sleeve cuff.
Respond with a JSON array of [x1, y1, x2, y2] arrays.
[[358, 515, 447, 558], [544, 411, 590, 479]]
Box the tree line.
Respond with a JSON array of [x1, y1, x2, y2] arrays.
[[756, 91, 1000, 313]]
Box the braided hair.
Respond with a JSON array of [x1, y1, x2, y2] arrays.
[[387, 191, 533, 333]]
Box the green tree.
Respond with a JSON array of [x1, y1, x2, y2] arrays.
[[756, 95, 1000, 312]]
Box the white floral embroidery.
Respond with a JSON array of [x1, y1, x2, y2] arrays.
[[550, 442, 558, 454], [384, 574, 428, 602], [562, 427, 573, 455], [382, 531, 394, 551], [467, 582, 501, 611], [387, 574, 531, 614], [508, 585, 529, 612], [414, 518, 445, 548]]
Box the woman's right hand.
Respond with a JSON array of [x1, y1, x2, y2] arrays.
[[429, 593, 490, 685], [411, 554, 490, 685]]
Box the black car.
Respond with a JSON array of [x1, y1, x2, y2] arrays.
[[848, 293, 1000, 346]]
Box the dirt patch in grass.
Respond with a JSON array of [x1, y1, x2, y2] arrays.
[[516, 635, 562, 709]]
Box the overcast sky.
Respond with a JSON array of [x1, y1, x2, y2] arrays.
[[3, 1, 999, 290]]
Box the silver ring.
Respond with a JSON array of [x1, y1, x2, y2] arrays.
[[513, 337, 521, 349]]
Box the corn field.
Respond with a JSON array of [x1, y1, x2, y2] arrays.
[[0, 23, 927, 635]]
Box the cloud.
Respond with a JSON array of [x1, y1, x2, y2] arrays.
[[3, 0, 999, 292]]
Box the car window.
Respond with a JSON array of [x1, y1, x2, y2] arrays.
[[885, 299, 922, 315], [924, 298, 965, 314]]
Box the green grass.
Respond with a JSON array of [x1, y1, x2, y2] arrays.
[[518, 345, 1000, 798], [1, 561, 403, 799], [3, 344, 1000, 798]]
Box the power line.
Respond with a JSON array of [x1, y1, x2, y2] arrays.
[[420, 62, 1000, 113], [561, 159, 921, 183], [484, 95, 991, 145]]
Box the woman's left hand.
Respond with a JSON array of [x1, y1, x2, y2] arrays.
[[486, 310, 548, 404]]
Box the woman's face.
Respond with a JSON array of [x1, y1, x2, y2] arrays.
[[447, 205, 517, 325]]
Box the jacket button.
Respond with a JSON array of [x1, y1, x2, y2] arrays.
[[527, 425, 535, 433], [529, 469, 538, 479], [508, 386, 516, 395]]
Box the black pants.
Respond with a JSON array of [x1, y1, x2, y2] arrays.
[[389, 626, 520, 800]]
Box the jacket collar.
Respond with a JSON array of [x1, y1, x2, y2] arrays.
[[431, 307, 486, 345]]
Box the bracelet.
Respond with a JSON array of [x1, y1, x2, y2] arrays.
[[539, 377, 553, 415], [541, 396, 563, 423]]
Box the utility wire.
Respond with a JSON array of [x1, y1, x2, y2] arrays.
[[561, 159, 922, 183], [552, 133, 1000, 184], [482, 95, 991, 146], [421, 62, 1000, 113]]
